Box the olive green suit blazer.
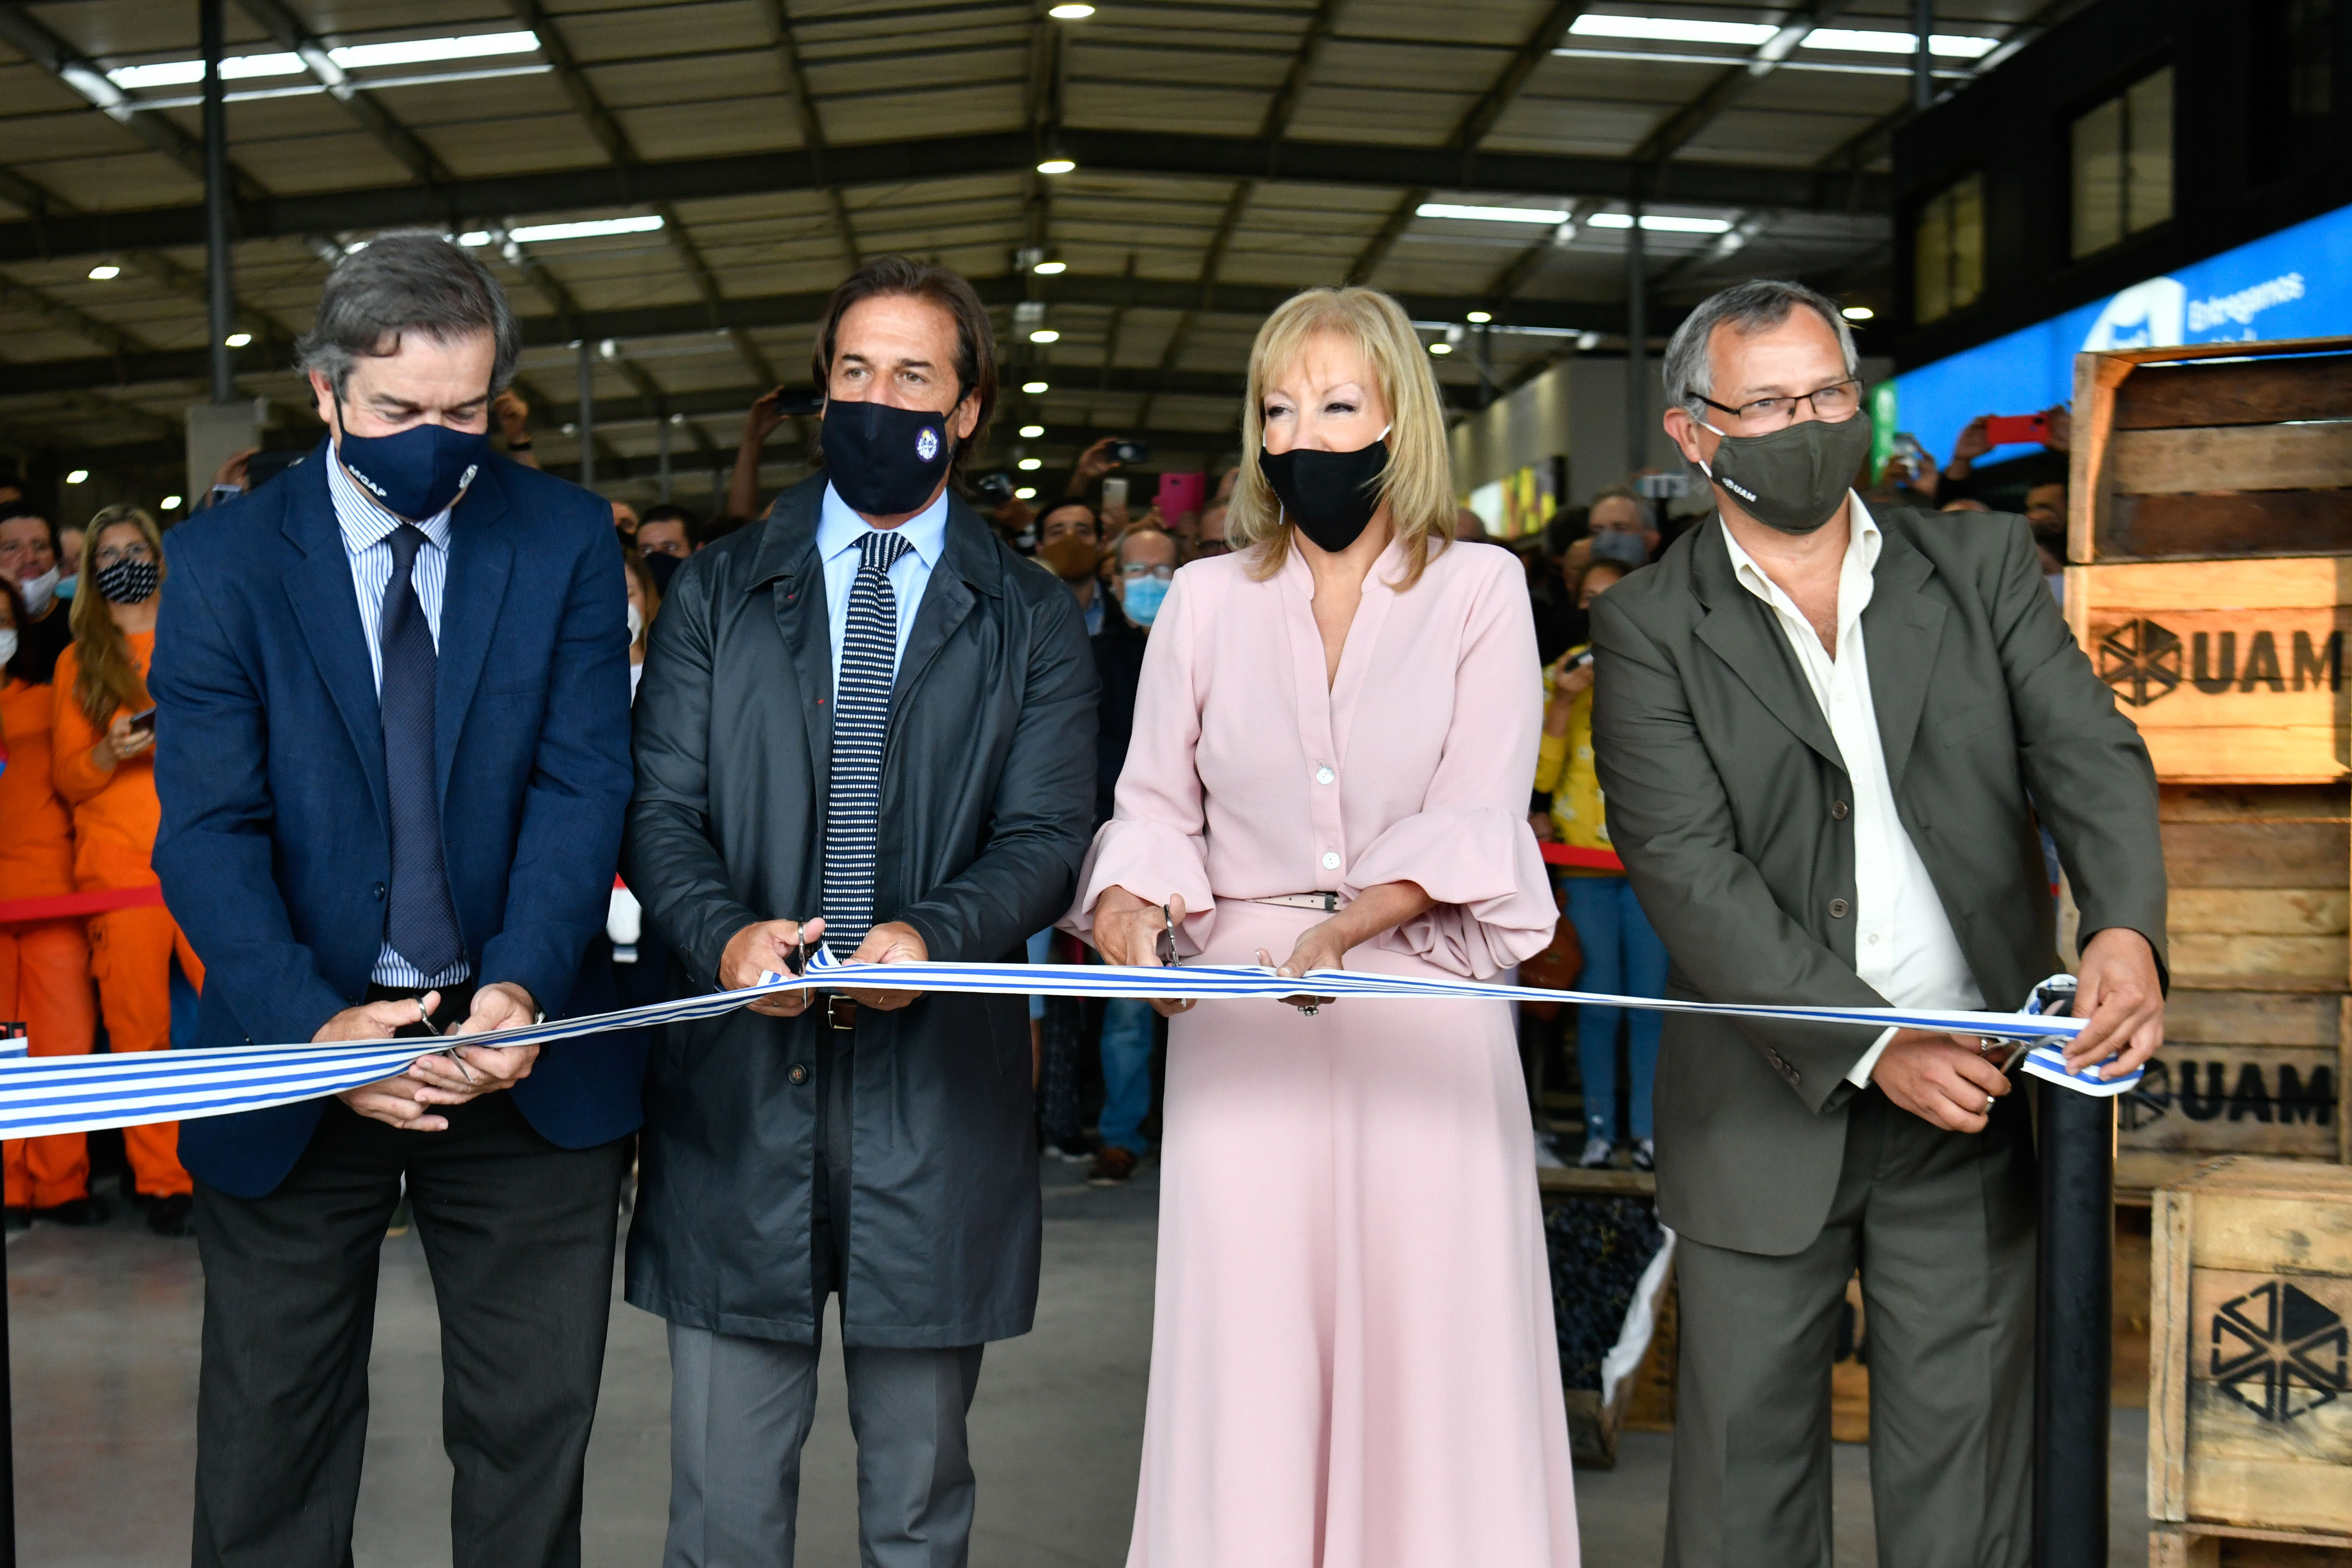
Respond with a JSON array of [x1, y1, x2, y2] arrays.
[[1589, 507, 2166, 1256]]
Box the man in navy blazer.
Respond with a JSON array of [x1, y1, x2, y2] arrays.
[[150, 233, 637, 1568]]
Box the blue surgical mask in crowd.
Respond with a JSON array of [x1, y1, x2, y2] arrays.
[[820, 398, 955, 516], [1121, 576, 1169, 627], [333, 391, 489, 521], [54, 574, 76, 601]]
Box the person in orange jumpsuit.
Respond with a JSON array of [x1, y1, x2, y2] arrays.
[[52, 504, 202, 1236], [0, 565, 101, 1226]]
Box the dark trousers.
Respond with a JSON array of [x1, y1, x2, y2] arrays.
[[192, 1057, 632, 1568], [1665, 1087, 2038, 1568]]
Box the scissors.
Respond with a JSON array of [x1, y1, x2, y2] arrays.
[[1155, 903, 1182, 969]]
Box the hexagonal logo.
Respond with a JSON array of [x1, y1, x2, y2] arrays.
[[2211, 1279, 2348, 1422], [2098, 617, 2183, 708]]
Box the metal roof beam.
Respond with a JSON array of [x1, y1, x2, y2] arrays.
[[0, 130, 1890, 266]]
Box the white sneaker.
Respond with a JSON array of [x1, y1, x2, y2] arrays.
[[1533, 1136, 1567, 1170], [1578, 1136, 1615, 1169], [1633, 1138, 1656, 1172]]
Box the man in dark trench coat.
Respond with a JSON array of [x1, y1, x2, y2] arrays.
[[622, 256, 1098, 1568]]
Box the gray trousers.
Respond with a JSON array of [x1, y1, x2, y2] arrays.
[[1665, 1087, 2037, 1568]]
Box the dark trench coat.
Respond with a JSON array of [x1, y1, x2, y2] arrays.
[[621, 474, 1099, 1347]]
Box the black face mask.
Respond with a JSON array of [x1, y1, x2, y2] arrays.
[[821, 399, 955, 516], [95, 557, 160, 605], [1259, 427, 1390, 554], [643, 551, 682, 596], [1698, 413, 1875, 536]]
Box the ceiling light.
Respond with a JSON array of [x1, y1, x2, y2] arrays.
[[103, 32, 537, 93], [88, 264, 122, 280], [161, 494, 183, 509], [1023, 380, 1050, 394], [66, 470, 90, 484], [107, 53, 303, 90], [1015, 486, 1037, 499], [1049, 3, 1096, 16], [1428, 341, 1453, 355], [1036, 157, 1077, 175], [1801, 27, 1998, 58], [225, 332, 253, 347], [1576, 331, 1602, 351], [1020, 424, 1046, 438], [1570, 15, 1778, 47], [460, 214, 664, 246], [1466, 310, 1492, 323], [1033, 260, 1067, 275], [1585, 211, 1734, 234], [1842, 305, 1875, 321], [1418, 202, 1572, 225], [1019, 457, 1043, 471], [1029, 328, 1060, 343]]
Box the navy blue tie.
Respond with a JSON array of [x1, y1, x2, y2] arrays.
[[380, 524, 463, 980], [822, 530, 913, 960]]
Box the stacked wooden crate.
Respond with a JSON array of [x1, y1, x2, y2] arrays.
[[2066, 338, 2352, 1198]]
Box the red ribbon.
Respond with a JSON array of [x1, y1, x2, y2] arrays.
[[1540, 843, 1624, 872]]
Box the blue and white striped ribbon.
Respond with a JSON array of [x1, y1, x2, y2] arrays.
[[0, 947, 2132, 1141]]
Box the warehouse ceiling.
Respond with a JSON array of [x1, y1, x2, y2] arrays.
[[0, 0, 2068, 509]]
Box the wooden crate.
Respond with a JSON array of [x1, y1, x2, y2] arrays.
[[1538, 1167, 1676, 1467], [2150, 1158, 2352, 1543], [2151, 1519, 2352, 1564]]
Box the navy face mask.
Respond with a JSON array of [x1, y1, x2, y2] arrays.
[[333, 392, 489, 521], [821, 398, 955, 517]]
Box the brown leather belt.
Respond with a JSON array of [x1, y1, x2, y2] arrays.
[[826, 994, 858, 1032], [1251, 892, 1345, 913]]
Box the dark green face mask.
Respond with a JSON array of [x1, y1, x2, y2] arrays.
[[1698, 412, 1875, 535]]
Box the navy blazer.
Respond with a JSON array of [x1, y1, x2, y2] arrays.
[[151, 442, 641, 1198]]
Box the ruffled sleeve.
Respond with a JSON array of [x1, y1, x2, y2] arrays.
[[1357, 549, 1556, 979], [1061, 571, 1216, 951]]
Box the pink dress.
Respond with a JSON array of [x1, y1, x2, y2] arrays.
[[1064, 535, 1581, 1567]]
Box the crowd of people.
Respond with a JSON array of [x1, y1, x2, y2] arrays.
[[0, 235, 2175, 1568]]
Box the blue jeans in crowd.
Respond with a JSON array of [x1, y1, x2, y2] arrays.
[[1562, 874, 1668, 1143], [1095, 994, 1154, 1156]]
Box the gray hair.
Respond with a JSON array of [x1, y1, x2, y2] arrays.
[[1661, 279, 1859, 417], [297, 231, 520, 398]]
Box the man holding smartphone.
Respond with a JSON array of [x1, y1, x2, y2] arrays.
[[151, 232, 639, 1567]]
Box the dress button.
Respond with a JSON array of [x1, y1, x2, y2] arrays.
[[787, 1063, 810, 1087], [1829, 898, 1851, 918], [1320, 851, 1340, 870], [1316, 767, 1334, 785], [1830, 800, 1850, 820]]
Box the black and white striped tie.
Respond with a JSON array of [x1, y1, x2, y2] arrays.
[[821, 528, 913, 960]]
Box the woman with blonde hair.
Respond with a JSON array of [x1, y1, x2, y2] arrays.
[[52, 503, 203, 1235], [1065, 287, 1579, 1563]]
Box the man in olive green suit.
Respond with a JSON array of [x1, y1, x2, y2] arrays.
[[1589, 279, 2168, 1568]]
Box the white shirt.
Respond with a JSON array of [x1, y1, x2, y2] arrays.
[[815, 481, 949, 699], [324, 447, 469, 990], [1720, 495, 1982, 1086]]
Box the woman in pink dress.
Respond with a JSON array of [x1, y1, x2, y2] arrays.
[[1064, 287, 1580, 1566]]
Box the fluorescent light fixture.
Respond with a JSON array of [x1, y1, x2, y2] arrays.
[[1049, 3, 1096, 16], [1802, 27, 1999, 58], [1029, 328, 1060, 343], [1586, 211, 1734, 233], [1418, 202, 1571, 225], [1032, 260, 1067, 275], [1037, 157, 1077, 175], [459, 215, 665, 246], [225, 332, 253, 347], [161, 494, 183, 509], [1842, 305, 1875, 321], [66, 470, 90, 484], [107, 52, 303, 90], [1015, 486, 1037, 499], [1570, 14, 1778, 46], [1023, 380, 1050, 394], [104, 32, 538, 93], [88, 264, 121, 280], [1428, 342, 1453, 355], [1020, 424, 1046, 438], [1466, 310, 1492, 323], [1019, 457, 1043, 471]]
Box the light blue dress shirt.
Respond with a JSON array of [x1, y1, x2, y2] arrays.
[[815, 481, 949, 700]]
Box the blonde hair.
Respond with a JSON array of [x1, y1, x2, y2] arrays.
[[71, 504, 164, 726], [1228, 287, 1455, 589]]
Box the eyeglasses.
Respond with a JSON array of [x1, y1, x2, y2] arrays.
[[1695, 378, 1864, 432], [92, 543, 153, 570], [1120, 563, 1174, 583]]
